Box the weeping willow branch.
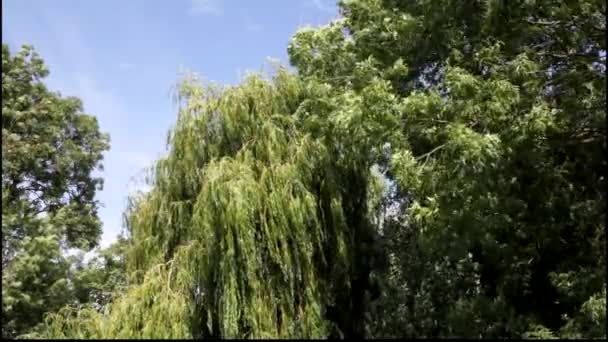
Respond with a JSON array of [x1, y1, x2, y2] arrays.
[[35, 67, 380, 339]]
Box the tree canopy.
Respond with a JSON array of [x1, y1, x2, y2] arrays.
[[5, 0, 606, 339], [2, 44, 111, 338], [287, 0, 605, 337]]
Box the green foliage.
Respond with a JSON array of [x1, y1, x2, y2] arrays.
[[24, 0, 606, 339], [2, 44, 110, 338], [70, 235, 130, 310], [559, 288, 607, 339], [288, 0, 605, 338], [28, 246, 191, 339], [37, 68, 388, 339]]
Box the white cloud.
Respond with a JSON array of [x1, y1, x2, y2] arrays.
[[35, 9, 147, 249], [308, 0, 335, 13], [122, 151, 156, 169], [245, 22, 263, 32], [118, 62, 134, 71], [123, 151, 166, 195], [188, 0, 223, 16]]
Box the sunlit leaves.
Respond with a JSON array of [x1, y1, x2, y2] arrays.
[[2, 44, 109, 338]]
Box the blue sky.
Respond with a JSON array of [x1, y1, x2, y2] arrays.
[[3, 0, 339, 248]]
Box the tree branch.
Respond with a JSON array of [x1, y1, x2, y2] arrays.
[[416, 143, 447, 162]]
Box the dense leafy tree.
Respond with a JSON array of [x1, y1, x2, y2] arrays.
[[69, 235, 129, 311], [32, 0, 605, 339], [1, 44, 110, 338], [289, 0, 605, 338]]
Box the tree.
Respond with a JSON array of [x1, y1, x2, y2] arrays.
[[1, 44, 110, 338], [288, 0, 605, 338], [35, 63, 396, 338], [35, 0, 605, 338], [69, 234, 129, 311]]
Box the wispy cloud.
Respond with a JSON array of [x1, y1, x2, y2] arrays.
[[245, 22, 263, 32], [188, 0, 223, 16], [118, 62, 134, 71], [308, 0, 335, 13], [35, 8, 153, 249], [120, 151, 159, 182], [124, 151, 160, 199]]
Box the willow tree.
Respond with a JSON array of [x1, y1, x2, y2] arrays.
[[35, 66, 393, 339]]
